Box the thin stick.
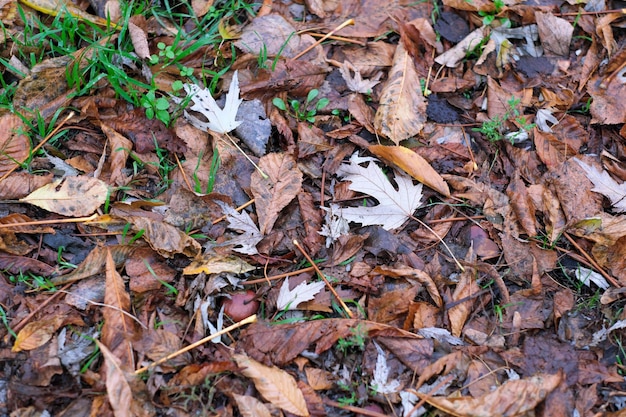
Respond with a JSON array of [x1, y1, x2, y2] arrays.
[[563, 232, 619, 287], [292, 19, 355, 60], [410, 215, 465, 272], [134, 314, 257, 375], [0, 214, 99, 229], [223, 132, 268, 179], [293, 240, 353, 318], [0, 111, 75, 183], [174, 153, 194, 192], [243, 266, 316, 285]]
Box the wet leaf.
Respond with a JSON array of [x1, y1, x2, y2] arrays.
[[233, 353, 310, 416], [374, 39, 427, 144], [20, 176, 109, 217]]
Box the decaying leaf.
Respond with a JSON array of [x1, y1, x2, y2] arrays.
[[51, 245, 137, 285], [276, 277, 325, 311], [20, 176, 109, 217], [374, 39, 427, 144], [251, 153, 303, 235], [334, 153, 423, 230], [233, 353, 310, 416], [339, 61, 382, 94], [121, 216, 202, 258], [217, 201, 263, 255], [96, 341, 132, 417]]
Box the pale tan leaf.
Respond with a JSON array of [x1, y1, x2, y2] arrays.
[[128, 21, 150, 59], [96, 341, 132, 417], [233, 353, 309, 416], [251, 153, 303, 235], [334, 153, 423, 230], [374, 40, 427, 144], [420, 372, 563, 417], [12, 315, 64, 352], [535, 12, 573, 56], [50, 245, 136, 285], [233, 394, 273, 417], [19, 176, 109, 216], [369, 145, 450, 197], [122, 216, 201, 258], [575, 158, 626, 212], [102, 248, 138, 368], [0, 114, 30, 177], [183, 253, 255, 275]]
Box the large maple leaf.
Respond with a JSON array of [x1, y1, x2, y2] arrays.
[[334, 153, 423, 230]]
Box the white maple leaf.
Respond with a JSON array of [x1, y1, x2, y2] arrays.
[[276, 277, 325, 311], [575, 158, 626, 212], [335, 153, 423, 230], [216, 201, 262, 255], [181, 71, 243, 134], [371, 342, 400, 394]]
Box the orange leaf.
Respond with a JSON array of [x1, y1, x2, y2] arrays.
[[369, 145, 450, 197]]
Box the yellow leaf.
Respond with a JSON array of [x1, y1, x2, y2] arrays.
[[233, 354, 309, 416], [19, 0, 120, 29], [183, 254, 255, 275], [369, 145, 450, 197], [20, 176, 109, 217]]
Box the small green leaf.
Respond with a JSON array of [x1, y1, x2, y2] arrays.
[[155, 98, 170, 111], [172, 80, 184, 91], [145, 108, 155, 119], [316, 98, 329, 110], [272, 97, 286, 111], [306, 89, 319, 103]]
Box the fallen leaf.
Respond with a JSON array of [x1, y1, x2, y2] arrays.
[[50, 245, 137, 285], [251, 153, 303, 235], [19, 176, 109, 217], [535, 11, 573, 56], [575, 158, 626, 212], [12, 315, 65, 352], [0, 114, 30, 178], [96, 341, 132, 417], [233, 353, 310, 416], [334, 153, 423, 230], [276, 277, 325, 311], [101, 249, 138, 368], [181, 71, 243, 134], [233, 394, 273, 417], [128, 21, 150, 59], [374, 39, 427, 144], [217, 201, 263, 255], [183, 253, 255, 275], [121, 215, 201, 258], [369, 145, 450, 197], [419, 372, 563, 417], [339, 61, 382, 94]]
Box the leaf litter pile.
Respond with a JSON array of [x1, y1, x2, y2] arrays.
[[1, 0, 626, 414]]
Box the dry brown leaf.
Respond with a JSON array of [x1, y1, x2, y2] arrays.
[[0, 172, 53, 199], [51, 245, 136, 285], [233, 394, 273, 417], [506, 173, 537, 237], [183, 253, 255, 275], [420, 372, 563, 417], [101, 123, 133, 187], [12, 315, 65, 352], [369, 145, 450, 197], [0, 114, 30, 178], [374, 39, 426, 144], [233, 353, 309, 416], [535, 12, 573, 56], [96, 340, 132, 417], [448, 265, 480, 337], [122, 215, 201, 258], [19, 176, 109, 217], [251, 153, 303, 235], [373, 265, 442, 308], [297, 192, 324, 257], [101, 248, 138, 368]]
